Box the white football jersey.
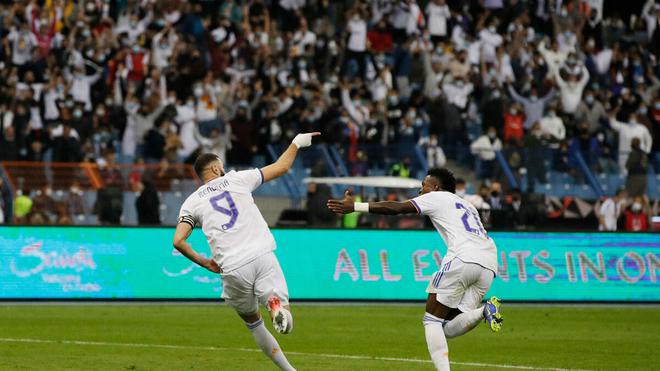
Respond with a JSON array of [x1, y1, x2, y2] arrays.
[[178, 169, 276, 272], [411, 191, 498, 273]]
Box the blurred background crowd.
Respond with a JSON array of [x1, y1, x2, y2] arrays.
[[0, 0, 658, 231]]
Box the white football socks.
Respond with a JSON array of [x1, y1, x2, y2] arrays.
[[246, 319, 296, 371], [442, 307, 484, 339], [423, 312, 451, 371]]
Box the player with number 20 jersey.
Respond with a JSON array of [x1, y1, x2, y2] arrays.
[[327, 167, 503, 371]]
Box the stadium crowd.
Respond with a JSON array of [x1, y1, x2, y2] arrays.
[[0, 0, 658, 231]]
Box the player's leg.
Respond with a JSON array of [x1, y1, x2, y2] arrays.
[[443, 264, 501, 338], [423, 259, 466, 371], [255, 252, 293, 334], [223, 268, 296, 371], [424, 294, 452, 371]]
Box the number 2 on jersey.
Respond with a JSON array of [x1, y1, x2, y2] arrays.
[[209, 192, 239, 230], [455, 202, 486, 237]]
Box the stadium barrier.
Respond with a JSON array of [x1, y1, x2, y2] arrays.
[[1, 227, 658, 301], [0, 161, 197, 192]]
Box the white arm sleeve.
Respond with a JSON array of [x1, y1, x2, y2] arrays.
[[235, 169, 264, 192]]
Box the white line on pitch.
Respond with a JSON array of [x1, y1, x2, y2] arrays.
[[0, 337, 592, 371]]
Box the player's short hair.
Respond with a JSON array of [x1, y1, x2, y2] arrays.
[[427, 168, 456, 194], [193, 153, 220, 179]]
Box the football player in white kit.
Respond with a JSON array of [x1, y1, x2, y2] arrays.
[[173, 132, 320, 371], [327, 168, 503, 371]]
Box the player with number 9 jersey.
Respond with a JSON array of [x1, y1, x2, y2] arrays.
[[172, 132, 320, 371], [178, 168, 275, 273]]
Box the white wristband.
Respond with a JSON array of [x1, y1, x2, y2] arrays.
[[354, 202, 369, 213]]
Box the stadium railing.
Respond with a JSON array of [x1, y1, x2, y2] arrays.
[[0, 161, 198, 193]]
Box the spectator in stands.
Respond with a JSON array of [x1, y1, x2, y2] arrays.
[[598, 188, 627, 231], [624, 195, 650, 232], [539, 105, 566, 149], [136, 177, 160, 225], [502, 104, 525, 146], [574, 89, 608, 134], [419, 134, 446, 169], [389, 156, 412, 178], [342, 7, 368, 79], [554, 64, 590, 115], [625, 138, 650, 197], [569, 122, 600, 173], [31, 184, 57, 221], [454, 178, 467, 198], [143, 118, 168, 164], [64, 180, 85, 221], [51, 124, 82, 162], [507, 84, 555, 130], [0, 0, 656, 228], [425, 0, 450, 44], [524, 122, 549, 192], [0, 178, 12, 224], [0, 125, 20, 161], [13, 189, 33, 225], [471, 126, 502, 180], [609, 110, 653, 172], [95, 153, 123, 225]]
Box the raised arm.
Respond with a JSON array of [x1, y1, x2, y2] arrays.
[[172, 222, 220, 273], [260, 132, 320, 182], [507, 84, 526, 104], [327, 190, 418, 215]]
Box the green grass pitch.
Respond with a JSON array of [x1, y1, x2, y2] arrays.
[[0, 304, 658, 370]]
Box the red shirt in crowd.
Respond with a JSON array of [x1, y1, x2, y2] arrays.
[[367, 30, 393, 53], [503, 113, 525, 143], [625, 211, 648, 232]]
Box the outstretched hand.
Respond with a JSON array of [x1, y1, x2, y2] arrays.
[[292, 132, 321, 148], [326, 189, 356, 214]]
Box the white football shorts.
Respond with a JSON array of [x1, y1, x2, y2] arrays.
[[221, 252, 289, 315], [426, 257, 495, 312]]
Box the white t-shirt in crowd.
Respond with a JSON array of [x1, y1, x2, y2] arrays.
[[426, 3, 451, 37], [178, 169, 276, 273], [599, 198, 620, 231], [411, 191, 498, 273], [347, 17, 367, 52], [8, 29, 37, 65]]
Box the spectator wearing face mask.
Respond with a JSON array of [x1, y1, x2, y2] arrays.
[[574, 90, 608, 134], [554, 64, 590, 114], [425, 0, 451, 44], [442, 76, 473, 110], [624, 195, 650, 232], [609, 110, 653, 172], [569, 122, 600, 175], [539, 106, 566, 149], [598, 188, 627, 231], [625, 138, 649, 197], [342, 8, 368, 79], [507, 84, 555, 129], [65, 63, 103, 112], [538, 39, 569, 77], [470, 126, 502, 179], [479, 19, 503, 63], [524, 122, 549, 192], [503, 104, 525, 145]]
